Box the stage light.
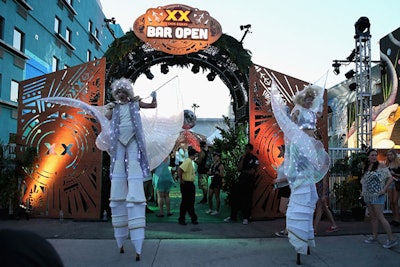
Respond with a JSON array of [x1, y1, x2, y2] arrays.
[[346, 49, 356, 62], [240, 24, 251, 30], [207, 71, 216, 81], [239, 24, 252, 43], [191, 65, 200, 74], [144, 69, 154, 80], [354, 17, 370, 37], [332, 61, 341, 75], [160, 64, 169, 74], [345, 70, 356, 79], [104, 17, 116, 24], [349, 82, 357, 91]]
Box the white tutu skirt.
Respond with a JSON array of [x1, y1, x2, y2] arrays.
[[286, 183, 318, 254]]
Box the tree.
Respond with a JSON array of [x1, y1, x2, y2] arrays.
[[212, 116, 248, 201], [0, 144, 37, 217]]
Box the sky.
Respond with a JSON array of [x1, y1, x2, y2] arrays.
[[100, 0, 400, 118]]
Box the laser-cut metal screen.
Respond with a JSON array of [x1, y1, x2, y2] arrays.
[[16, 59, 105, 219], [249, 64, 328, 219]]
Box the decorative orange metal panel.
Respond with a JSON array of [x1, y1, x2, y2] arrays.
[[249, 64, 327, 219], [16, 59, 105, 219]]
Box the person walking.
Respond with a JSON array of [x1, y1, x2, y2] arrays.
[[154, 156, 174, 217], [177, 147, 199, 225], [224, 143, 259, 225], [196, 141, 210, 204], [362, 148, 397, 249], [271, 83, 330, 263], [205, 152, 224, 216], [313, 175, 339, 234], [273, 164, 290, 237], [385, 148, 400, 227], [104, 78, 157, 261]]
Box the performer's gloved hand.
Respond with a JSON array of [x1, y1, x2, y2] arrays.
[[105, 102, 115, 110], [151, 91, 157, 99]]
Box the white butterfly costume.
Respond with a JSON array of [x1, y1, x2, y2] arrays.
[[271, 82, 330, 255], [42, 77, 183, 259]]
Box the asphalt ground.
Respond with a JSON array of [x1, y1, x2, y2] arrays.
[[1, 184, 400, 266], [1, 212, 400, 267]]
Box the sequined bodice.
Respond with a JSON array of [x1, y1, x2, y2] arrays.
[[296, 107, 317, 130]]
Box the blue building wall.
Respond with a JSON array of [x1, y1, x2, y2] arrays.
[[0, 0, 123, 144]]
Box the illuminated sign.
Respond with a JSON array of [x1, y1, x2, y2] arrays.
[[133, 4, 222, 55]]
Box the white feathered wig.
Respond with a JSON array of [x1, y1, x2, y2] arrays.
[[110, 78, 135, 101], [293, 84, 319, 106]]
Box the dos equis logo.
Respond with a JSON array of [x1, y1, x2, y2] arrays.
[[133, 4, 222, 55]]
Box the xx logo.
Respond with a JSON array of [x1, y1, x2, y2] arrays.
[[165, 9, 191, 22], [45, 143, 73, 156]]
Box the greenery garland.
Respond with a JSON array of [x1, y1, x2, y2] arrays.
[[104, 31, 253, 75]]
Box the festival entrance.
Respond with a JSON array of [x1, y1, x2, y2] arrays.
[[16, 4, 325, 220]]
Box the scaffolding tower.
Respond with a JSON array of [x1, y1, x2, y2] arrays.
[[354, 17, 373, 149]]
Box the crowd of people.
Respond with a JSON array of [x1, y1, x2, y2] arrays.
[[4, 78, 399, 266], [165, 140, 258, 226], [102, 78, 399, 261]]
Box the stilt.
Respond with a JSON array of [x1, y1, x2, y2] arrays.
[[297, 246, 310, 265]]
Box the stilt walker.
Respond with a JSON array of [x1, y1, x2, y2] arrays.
[[105, 78, 157, 261], [271, 83, 330, 265], [41, 76, 183, 261]]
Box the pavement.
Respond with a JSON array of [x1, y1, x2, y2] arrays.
[[1, 214, 400, 267]]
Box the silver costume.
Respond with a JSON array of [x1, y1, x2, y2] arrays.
[[271, 84, 330, 255]]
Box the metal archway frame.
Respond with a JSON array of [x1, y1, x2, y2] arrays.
[[104, 32, 252, 122]]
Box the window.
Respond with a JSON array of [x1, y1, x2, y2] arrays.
[[15, 0, 32, 11], [66, 27, 72, 43], [52, 56, 59, 72], [61, 0, 77, 16], [54, 17, 61, 33], [10, 80, 19, 102], [13, 28, 24, 52], [0, 16, 4, 40], [87, 50, 91, 62], [88, 20, 92, 33], [94, 28, 99, 38]]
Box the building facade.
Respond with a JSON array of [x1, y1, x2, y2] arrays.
[[0, 0, 123, 144]]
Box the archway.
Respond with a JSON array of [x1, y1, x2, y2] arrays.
[[104, 32, 252, 122], [15, 4, 316, 220]]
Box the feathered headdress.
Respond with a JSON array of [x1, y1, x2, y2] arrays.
[[111, 78, 135, 100], [293, 84, 325, 113], [293, 85, 319, 105]]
